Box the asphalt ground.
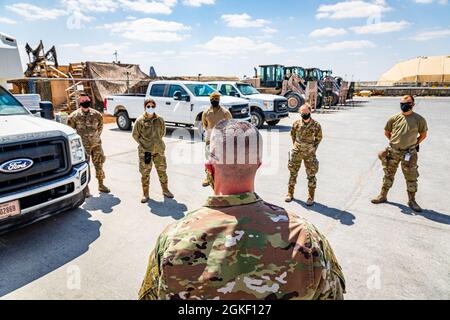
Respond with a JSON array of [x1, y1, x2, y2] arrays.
[[1, 97, 449, 300]]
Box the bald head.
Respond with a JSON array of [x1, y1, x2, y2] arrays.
[[300, 103, 312, 114], [209, 120, 263, 181]]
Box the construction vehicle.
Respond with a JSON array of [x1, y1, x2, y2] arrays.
[[243, 65, 306, 112]]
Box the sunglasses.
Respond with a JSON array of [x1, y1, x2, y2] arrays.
[[146, 105, 156, 109]]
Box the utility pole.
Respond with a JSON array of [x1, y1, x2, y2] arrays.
[[113, 51, 118, 63]]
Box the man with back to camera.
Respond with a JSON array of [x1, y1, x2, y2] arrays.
[[139, 120, 345, 300], [372, 95, 428, 212]]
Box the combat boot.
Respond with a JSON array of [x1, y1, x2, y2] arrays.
[[285, 186, 295, 203], [162, 183, 174, 199], [306, 188, 315, 207], [371, 188, 389, 204], [141, 185, 150, 203], [408, 192, 423, 213], [202, 178, 210, 187], [98, 180, 111, 193]]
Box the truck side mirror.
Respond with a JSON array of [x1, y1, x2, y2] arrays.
[[173, 91, 182, 101]]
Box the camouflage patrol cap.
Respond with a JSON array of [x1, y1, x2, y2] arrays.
[[210, 92, 221, 101]]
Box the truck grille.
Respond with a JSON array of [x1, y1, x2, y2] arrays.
[[274, 99, 289, 112], [228, 104, 250, 119], [0, 138, 70, 195]]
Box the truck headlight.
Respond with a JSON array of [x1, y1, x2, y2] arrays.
[[263, 101, 274, 109], [69, 134, 86, 165]]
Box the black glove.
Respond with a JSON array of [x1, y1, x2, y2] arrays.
[[144, 152, 152, 164], [416, 144, 420, 153]]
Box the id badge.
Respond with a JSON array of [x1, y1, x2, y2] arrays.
[[405, 153, 411, 162]]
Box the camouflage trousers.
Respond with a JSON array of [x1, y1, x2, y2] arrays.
[[139, 149, 168, 189], [288, 148, 319, 191], [379, 146, 419, 193], [85, 145, 105, 181]]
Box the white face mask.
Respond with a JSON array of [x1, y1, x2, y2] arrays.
[[146, 108, 155, 115]]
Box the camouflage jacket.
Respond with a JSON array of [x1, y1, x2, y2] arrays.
[[132, 113, 166, 154], [68, 108, 103, 149], [291, 119, 323, 153], [139, 192, 346, 300]]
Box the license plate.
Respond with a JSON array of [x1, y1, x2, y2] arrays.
[[0, 200, 21, 220]]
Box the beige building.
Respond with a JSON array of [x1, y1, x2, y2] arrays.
[[378, 55, 450, 86]]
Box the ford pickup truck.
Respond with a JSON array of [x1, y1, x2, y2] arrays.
[[209, 81, 289, 129], [104, 81, 251, 134], [0, 85, 89, 234]]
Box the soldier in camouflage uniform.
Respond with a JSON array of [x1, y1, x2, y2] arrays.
[[139, 120, 345, 300], [201, 92, 232, 187], [132, 98, 174, 203], [372, 95, 428, 212], [68, 94, 110, 197], [286, 104, 322, 206]]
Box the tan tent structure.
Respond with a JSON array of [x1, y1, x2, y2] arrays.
[[378, 55, 450, 86]]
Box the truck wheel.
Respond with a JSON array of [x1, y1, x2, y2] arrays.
[[250, 110, 264, 129], [285, 93, 304, 113], [116, 111, 132, 131], [267, 120, 280, 126]]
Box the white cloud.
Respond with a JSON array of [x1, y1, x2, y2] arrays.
[[299, 40, 376, 52], [200, 36, 284, 55], [61, 0, 118, 12], [351, 20, 410, 34], [182, 0, 215, 6], [0, 17, 17, 24], [309, 27, 347, 38], [316, 0, 391, 20], [6, 3, 67, 21], [102, 18, 190, 42], [413, 0, 448, 4], [410, 28, 450, 41], [118, 0, 177, 14], [221, 13, 271, 28]]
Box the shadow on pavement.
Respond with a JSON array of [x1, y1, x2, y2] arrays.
[[388, 202, 450, 225], [0, 208, 101, 297], [147, 198, 188, 220], [82, 193, 121, 214], [293, 200, 356, 226]]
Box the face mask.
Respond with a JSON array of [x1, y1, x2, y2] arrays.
[[301, 113, 311, 120], [401, 103, 413, 113], [211, 100, 220, 108], [80, 101, 91, 109], [146, 108, 155, 115]]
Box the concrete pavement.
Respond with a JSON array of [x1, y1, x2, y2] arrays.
[[1, 97, 449, 300]]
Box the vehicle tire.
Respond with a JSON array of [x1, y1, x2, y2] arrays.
[[250, 110, 264, 129], [332, 92, 339, 106], [266, 120, 280, 126], [116, 111, 132, 131], [285, 93, 304, 113]]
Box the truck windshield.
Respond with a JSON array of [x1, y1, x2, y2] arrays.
[[0, 87, 29, 116], [237, 84, 260, 95], [185, 84, 215, 97]]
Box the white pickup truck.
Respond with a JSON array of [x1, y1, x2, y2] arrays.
[[0, 85, 89, 234], [104, 80, 251, 133], [208, 81, 289, 129]]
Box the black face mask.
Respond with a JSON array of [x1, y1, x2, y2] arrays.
[[80, 101, 91, 109], [211, 100, 220, 108], [301, 113, 311, 120], [400, 103, 413, 113]]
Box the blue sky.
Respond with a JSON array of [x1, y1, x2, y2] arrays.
[[0, 0, 449, 80]]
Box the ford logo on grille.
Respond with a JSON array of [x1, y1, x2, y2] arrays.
[[0, 159, 34, 174]]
